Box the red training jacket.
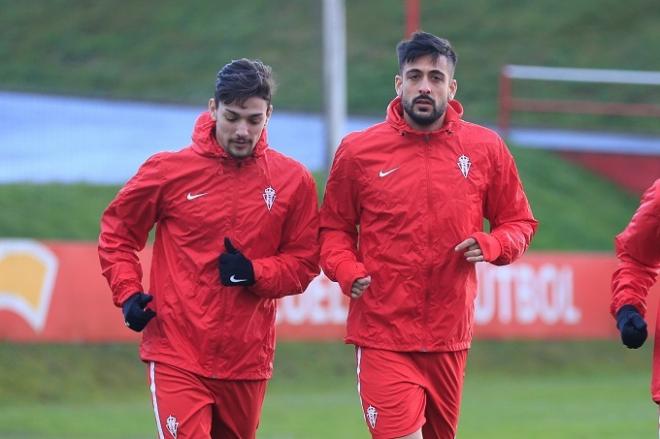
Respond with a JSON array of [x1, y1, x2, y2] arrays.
[[99, 112, 320, 380], [609, 179, 660, 401], [320, 97, 538, 352]]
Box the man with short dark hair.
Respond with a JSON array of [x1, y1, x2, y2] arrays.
[[320, 32, 537, 438], [99, 58, 320, 439]]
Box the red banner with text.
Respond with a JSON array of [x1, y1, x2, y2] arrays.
[[1, 240, 658, 342]]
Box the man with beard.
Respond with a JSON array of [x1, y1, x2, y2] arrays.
[[98, 59, 320, 438], [319, 32, 537, 439]]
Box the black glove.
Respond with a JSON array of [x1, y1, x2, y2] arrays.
[[219, 237, 255, 286], [616, 305, 648, 349], [122, 292, 156, 332]]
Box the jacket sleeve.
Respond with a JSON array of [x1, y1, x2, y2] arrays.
[[98, 155, 164, 307], [610, 179, 660, 317], [319, 142, 368, 297], [249, 169, 320, 298], [472, 137, 538, 265]]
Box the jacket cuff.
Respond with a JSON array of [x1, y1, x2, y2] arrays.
[[471, 232, 502, 262], [249, 259, 278, 297], [335, 260, 368, 297], [611, 297, 646, 318], [115, 281, 144, 307], [252, 259, 263, 284]]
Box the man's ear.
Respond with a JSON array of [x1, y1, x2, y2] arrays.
[[208, 98, 217, 121], [394, 75, 402, 97], [449, 79, 458, 101], [265, 104, 273, 123]]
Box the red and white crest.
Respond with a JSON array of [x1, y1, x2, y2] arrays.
[[457, 154, 471, 178], [263, 186, 276, 211]]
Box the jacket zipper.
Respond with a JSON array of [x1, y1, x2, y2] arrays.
[[214, 160, 240, 376], [231, 161, 240, 231], [423, 134, 433, 351]]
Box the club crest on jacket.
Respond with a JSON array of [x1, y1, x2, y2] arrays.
[[263, 186, 276, 211], [457, 154, 471, 178]]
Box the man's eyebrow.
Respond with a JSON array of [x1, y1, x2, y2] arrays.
[[405, 68, 446, 77], [223, 109, 264, 118]]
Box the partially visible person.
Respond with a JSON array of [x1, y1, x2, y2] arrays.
[[319, 32, 537, 439], [98, 58, 320, 439], [610, 178, 660, 396]]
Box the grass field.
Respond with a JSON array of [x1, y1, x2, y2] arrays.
[[0, 341, 655, 438]]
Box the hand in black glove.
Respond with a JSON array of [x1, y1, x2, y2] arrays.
[[219, 237, 255, 287], [616, 304, 648, 349], [122, 292, 156, 332]]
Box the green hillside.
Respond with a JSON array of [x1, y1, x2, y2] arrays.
[[1, 0, 659, 132], [0, 146, 640, 249], [511, 147, 639, 250]]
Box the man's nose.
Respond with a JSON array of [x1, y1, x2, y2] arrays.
[[418, 78, 431, 94], [235, 121, 249, 136]]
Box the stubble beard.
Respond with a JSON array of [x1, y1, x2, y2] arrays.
[[403, 95, 446, 127], [227, 138, 255, 159]]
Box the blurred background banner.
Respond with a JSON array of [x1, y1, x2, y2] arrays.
[[2, 239, 655, 342]]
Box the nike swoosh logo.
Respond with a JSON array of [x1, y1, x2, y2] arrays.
[[379, 167, 400, 178], [186, 192, 208, 201], [230, 275, 247, 283]]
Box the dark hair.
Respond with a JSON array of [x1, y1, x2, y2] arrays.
[[214, 58, 275, 105], [396, 32, 457, 74]]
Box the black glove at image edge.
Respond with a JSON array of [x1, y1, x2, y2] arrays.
[[616, 304, 648, 349]]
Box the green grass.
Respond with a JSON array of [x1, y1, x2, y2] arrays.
[[0, 341, 655, 438], [510, 147, 639, 251], [0, 184, 120, 241], [0, 173, 326, 241], [0, 146, 639, 249], [460, 374, 655, 438], [461, 340, 657, 437], [1, 0, 659, 132], [0, 402, 152, 439]]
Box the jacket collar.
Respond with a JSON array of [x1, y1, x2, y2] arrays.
[[190, 111, 269, 159], [386, 96, 464, 135]]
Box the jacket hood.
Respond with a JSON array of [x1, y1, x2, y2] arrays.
[[190, 111, 269, 159], [386, 96, 464, 135]]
